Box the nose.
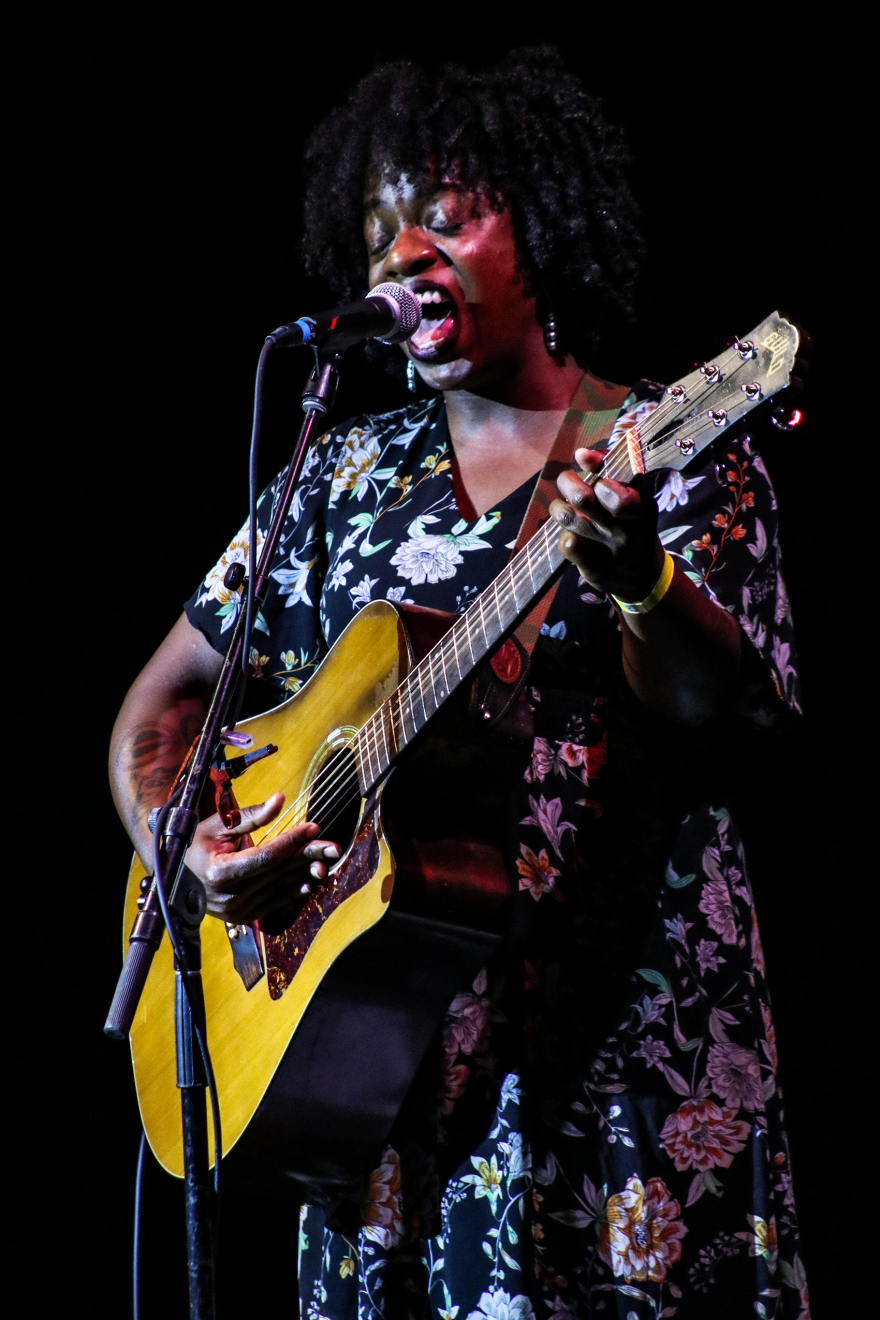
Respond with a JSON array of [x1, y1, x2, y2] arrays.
[[381, 226, 438, 282]]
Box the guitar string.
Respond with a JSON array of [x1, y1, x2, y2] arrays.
[[259, 337, 758, 824], [290, 522, 573, 839], [287, 340, 758, 813], [257, 347, 764, 839], [264, 514, 574, 838], [348, 349, 755, 788], [260, 393, 734, 842], [259, 397, 730, 841]]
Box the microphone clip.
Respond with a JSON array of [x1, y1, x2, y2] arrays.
[[302, 347, 342, 415]]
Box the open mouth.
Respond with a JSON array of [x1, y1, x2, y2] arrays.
[[408, 285, 459, 357]]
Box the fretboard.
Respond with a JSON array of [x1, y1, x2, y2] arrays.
[[349, 310, 799, 792], [353, 446, 636, 794]]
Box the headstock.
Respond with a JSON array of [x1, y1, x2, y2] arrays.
[[639, 311, 800, 473]]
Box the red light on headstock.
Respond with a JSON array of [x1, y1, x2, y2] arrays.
[[770, 407, 804, 433]]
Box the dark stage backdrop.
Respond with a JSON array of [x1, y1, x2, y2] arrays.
[[16, 14, 862, 1319]]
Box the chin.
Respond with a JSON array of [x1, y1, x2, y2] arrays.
[[412, 354, 477, 392]]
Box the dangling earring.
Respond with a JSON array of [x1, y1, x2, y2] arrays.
[[406, 358, 417, 394], [544, 312, 559, 355]]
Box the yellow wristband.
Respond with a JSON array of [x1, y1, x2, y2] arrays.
[[612, 551, 675, 615]]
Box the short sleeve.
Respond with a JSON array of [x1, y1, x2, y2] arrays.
[[183, 429, 338, 699], [653, 433, 801, 719]]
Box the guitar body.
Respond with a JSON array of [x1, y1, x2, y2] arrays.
[[125, 600, 512, 1206]]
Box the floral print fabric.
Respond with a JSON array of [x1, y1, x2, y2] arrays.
[[185, 386, 808, 1319]]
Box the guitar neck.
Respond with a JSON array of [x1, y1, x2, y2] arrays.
[[353, 446, 637, 793], [352, 307, 800, 793]]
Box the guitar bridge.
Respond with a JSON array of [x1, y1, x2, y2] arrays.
[[225, 922, 265, 990]]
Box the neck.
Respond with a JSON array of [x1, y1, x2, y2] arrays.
[[444, 355, 584, 453]]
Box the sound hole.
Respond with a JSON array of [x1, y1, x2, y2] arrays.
[[307, 746, 361, 854]]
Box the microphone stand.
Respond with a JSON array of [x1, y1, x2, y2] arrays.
[[105, 345, 342, 1319]]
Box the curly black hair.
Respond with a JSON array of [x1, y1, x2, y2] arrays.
[[301, 47, 644, 374]]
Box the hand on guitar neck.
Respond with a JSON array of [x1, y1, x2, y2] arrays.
[[551, 447, 743, 727]]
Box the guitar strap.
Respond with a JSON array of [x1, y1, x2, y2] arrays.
[[509, 371, 632, 656], [471, 373, 631, 735]]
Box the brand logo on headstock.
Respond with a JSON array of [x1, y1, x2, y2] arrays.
[[761, 330, 790, 377]]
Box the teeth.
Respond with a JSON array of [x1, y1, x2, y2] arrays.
[[417, 290, 447, 305]]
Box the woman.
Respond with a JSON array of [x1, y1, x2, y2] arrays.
[[110, 50, 809, 1320]]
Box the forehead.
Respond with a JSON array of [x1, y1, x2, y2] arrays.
[[363, 169, 479, 213]]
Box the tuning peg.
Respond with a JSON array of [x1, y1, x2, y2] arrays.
[[734, 337, 756, 360]]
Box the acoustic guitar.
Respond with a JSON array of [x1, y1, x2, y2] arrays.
[[122, 312, 799, 1208]]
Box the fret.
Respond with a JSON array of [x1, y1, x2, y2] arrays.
[[355, 723, 374, 796], [422, 651, 437, 716], [496, 578, 509, 633], [510, 557, 527, 612], [477, 594, 490, 650], [449, 621, 465, 683], [503, 564, 521, 622], [485, 581, 498, 645], [377, 702, 390, 769], [401, 672, 420, 741], [366, 714, 382, 779], [493, 573, 507, 631], [386, 694, 400, 759], [395, 694, 406, 752], [461, 611, 476, 670], [359, 723, 372, 790], [437, 638, 451, 699], [525, 538, 537, 596], [414, 652, 431, 723], [511, 558, 528, 612]]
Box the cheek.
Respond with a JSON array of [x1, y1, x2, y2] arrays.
[[459, 220, 529, 309]]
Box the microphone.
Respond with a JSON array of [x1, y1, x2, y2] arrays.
[[268, 282, 421, 350]]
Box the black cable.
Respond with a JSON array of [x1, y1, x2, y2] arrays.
[[242, 338, 273, 677], [133, 1130, 146, 1320]]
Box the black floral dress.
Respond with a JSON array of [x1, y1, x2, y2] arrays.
[[185, 385, 809, 1320]]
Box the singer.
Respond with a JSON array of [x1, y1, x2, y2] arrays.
[[110, 49, 810, 1319]]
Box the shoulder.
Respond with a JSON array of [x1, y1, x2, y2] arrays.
[[314, 398, 443, 511], [321, 397, 441, 459]]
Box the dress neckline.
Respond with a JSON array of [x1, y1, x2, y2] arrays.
[[430, 402, 543, 526]]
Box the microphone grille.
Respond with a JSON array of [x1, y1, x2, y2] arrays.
[[372, 282, 421, 344]]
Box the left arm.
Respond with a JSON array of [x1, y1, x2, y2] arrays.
[[551, 448, 742, 725]]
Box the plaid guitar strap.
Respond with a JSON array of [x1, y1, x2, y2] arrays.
[[472, 373, 632, 730], [511, 371, 632, 655]]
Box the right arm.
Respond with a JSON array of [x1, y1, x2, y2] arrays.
[[109, 612, 338, 929]]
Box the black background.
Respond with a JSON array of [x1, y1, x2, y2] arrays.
[[14, 11, 863, 1318]]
